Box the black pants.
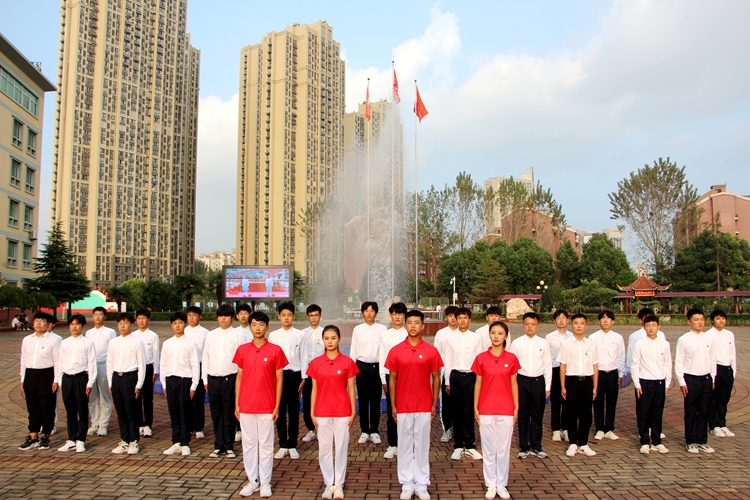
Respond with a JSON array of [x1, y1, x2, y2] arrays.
[[441, 379, 452, 431], [190, 365, 206, 433], [565, 376, 593, 447], [166, 376, 193, 446], [61, 372, 89, 442], [136, 363, 154, 427], [112, 372, 140, 443], [550, 367, 566, 431], [278, 370, 301, 449], [709, 364, 734, 429], [355, 361, 381, 435], [385, 374, 397, 446], [594, 370, 619, 433], [684, 373, 712, 445], [517, 374, 545, 452], [302, 376, 314, 433], [24, 368, 56, 435], [636, 379, 665, 445], [450, 371, 476, 449], [207, 374, 237, 452]]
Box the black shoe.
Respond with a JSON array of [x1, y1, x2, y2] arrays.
[[19, 436, 40, 451], [39, 436, 51, 450]]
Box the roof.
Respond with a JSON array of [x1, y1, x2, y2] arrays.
[[0, 34, 56, 92], [617, 275, 671, 292]]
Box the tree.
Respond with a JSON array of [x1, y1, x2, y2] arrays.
[[293, 270, 307, 304], [27, 291, 59, 312], [451, 172, 485, 251], [495, 177, 534, 244], [120, 278, 146, 311], [555, 240, 580, 288], [503, 237, 555, 294], [24, 221, 89, 317], [106, 285, 127, 312], [141, 280, 180, 311], [173, 274, 205, 306], [579, 234, 637, 290], [533, 181, 567, 253], [206, 271, 224, 306], [608, 157, 700, 273], [671, 230, 750, 292], [469, 254, 508, 305], [562, 279, 619, 311], [411, 185, 458, 287], [0, 285, 30, 322], [436, 244, 485, 302]]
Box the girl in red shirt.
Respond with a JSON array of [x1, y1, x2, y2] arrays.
[[472, 321, 520, 500], [307, 325, 358, 500]]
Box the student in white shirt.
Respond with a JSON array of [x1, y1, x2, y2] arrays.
[[589, 310, 625, 441], [445, 306, 483, 460], [626, 308, 665, 379], [269, 301, 308, 459], [107, 312, 147, 455], [236, 303, 253, 343], [707, 309, 737, 438], [675, 308, 716, 454], [161, 311, 200, 457], [185, 306, 209, 439], [509, 312, 551, 459], [56, 315, 97, 453], [477, 306, 507, 351], [546, 309, 572, 442], [133, 309, 160, 437], [86, 306, 117, 436], [350, 301, 387, 445], [302, 304, 324, 443], [380, 302, 409, 459], [434, 305, 458, 443], [47, 317, 62, 436], [631, 314, 671, 454], [12, 314, 20, 330]]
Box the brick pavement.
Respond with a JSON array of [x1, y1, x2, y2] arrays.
[[0, 322, 748, 499]]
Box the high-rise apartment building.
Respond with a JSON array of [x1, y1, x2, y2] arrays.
[[0, 35, 56, 287], [237, 21, 345, 282], [52, 0, 200, 287]]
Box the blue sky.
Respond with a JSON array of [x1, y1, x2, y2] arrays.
[[2, 0, 749, 264]]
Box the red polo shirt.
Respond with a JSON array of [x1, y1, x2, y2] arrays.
[[306, 351, 359, 417], [472, 348, 520, 416], [233, 340, 288, 414], [384, 337, 443, 413]]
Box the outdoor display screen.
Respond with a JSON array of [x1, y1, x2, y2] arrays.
[[223, 266, 293, 300]]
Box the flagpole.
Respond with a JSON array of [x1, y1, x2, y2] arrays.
[[367, 78, 371, 301], [391, 62, 396, 301], [414, 80, 419, 308]]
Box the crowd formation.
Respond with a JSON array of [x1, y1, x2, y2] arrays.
[[16, 301, 737, 500]]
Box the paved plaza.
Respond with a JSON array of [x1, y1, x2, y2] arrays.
[[0, 322, 748, 499]]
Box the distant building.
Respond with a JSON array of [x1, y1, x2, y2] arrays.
[[577, 228, 623, 250], [196, 249, 236, 273], [482, 208, 581, 257], [484, 167, 534, 233], [696, 184, 750, 241]]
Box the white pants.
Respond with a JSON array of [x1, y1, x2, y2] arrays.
[[479, 415, 513, 488], [396, 412, 431, 492], [88, 361, 112, 429], [317, 417, 350, 486], [240, 413, 275, 485]]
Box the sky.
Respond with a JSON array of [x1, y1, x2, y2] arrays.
[[2, 0, 749, 261]]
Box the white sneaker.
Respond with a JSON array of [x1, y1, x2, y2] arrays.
[[384, 446, 398, 459], [112, 441, 129, 454], [57, 440, 76, 452], [274, 447, 288, 459], [260, 483, 272, 498], [565, 444, 578, 457], [288, 448, 300, 459], [370, 433, 382, 444], [640, 444, 650, 454], [302, 430, 317, 442], [51, 427, 57, 435], [721, 427, 736, 437], [333, 485, 344, 500], [76, 440, 86, 453], [415, 491, 430, 500], [578, 445, 596, 456], [484, 486, 497, 499], [552, 430, 562, 441], [561, 430, 569, 442], [660, 433, 666, 439], [235, 431, 242, 442], [240, 481, 260, 497], [127, 441, 140, 454], [226, 449, 237, 458], [652, 444, 669, 454], [698, 444, 715, 453], [322, 485, 335, 499], [97, 428, 108, 436], [497, 487, 511, 499], [451, 448, 464, 460], [87, 425, 98, 436], [594, 431, 605, 440], [142, 426, 152, 437], [400, 489, 414, 500], [710, 427, 726, 437], [209, 449, 222, 458], [465, 448, 483, 460], [358, 432, 369, 444], [163, 443, 182, 455], [181, 446, 191, 456], [195, 431, 205, 439], [686, 443, 699, 453], [139, 426, 145, 436], [604, 431, 619, 440], [440, 429, 452, 442]]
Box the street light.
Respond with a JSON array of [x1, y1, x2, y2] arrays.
[[450, 276, 457, 306], [536, 280, 548, 312]]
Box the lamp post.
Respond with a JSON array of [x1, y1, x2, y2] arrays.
[[450, 276, 457, 306], [536, 280, 548, 312]]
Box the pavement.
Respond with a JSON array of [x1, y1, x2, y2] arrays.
[[0, 321, 748, 499]]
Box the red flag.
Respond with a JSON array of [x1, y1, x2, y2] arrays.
[[414, 84, 428, 122], [393, 68, 401, 104], [365, 80, 371, 121]]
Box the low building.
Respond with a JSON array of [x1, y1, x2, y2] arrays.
[[196, 249, 236, 273], [696, 184, 750, 241]]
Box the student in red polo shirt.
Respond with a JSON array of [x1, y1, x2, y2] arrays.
[[308, 325, 358, 500], [473, 322, 520, 500], [385, 310, 443, 500], [233, 311, 289, 498]]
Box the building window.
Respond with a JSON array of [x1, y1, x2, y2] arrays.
[[12, 119, 23, 148], [22, 243, 32, 270], [25, 167, 35, 194], [7, 240, 18, 268], [0, 66, 39, 116], [10, 158, 21, 188], [23, 205, 33, 231], [8, 199, 19, 227], [27, 130, 37, 157]]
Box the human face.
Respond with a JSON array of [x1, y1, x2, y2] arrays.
[[446, 314, 457, 328], [688, 314, 705, 333], [117, 319, 133, 335], [456, 313, 470, 331], [489, 325, 507, 348], [307, 310, 321, 329], [522, 317, 539, 337], [136, 315, 149, 330], [362, 306, 377, 324], [69, 320, 84, 337], [250, 319, 268, 340], [187, 312, 201, 327], [93, 310, 106, 327], [237, 310, 250, 326], [571, 317, 587, 336], [171, 319, 186, 336], [279, 309, 294, 328], [217, 314, 234, 329], [486, 313, 501, 325], [712, 315, 726, 331], [390, 312, 405, 329], [33, 318, 48, 334], [644, 321, 659, 339], [554, 314, 568, 331], [323, 330, 340, 351], [406, 316, 424, 338], [598, 316, 613, 332]]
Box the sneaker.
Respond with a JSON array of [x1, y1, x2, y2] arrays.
[[384, 446, 398, 459], [260, 483, 272, 498], [240, 481, 260, 497], [640, 444, 650, 454], [302, 430, 317, 442], [721, 427, 736, 437], [288, 448, 300, 459], [51, 427, 57, 435], [97, 428, 108, 436], [195, 431, 205, 439], [561, 430, 569, 442], [552, 430, 562, 442], [163, 443, 182, 455], [322, 485, 335, 499], [58, 440, 77, 452], [497, 487, 511, 499], [710, 427, 726, 437], [415, 491, 430, 500], [465, 448, 483, 460], [333, 485, 344, 500], [235, 431, 242, 442], [484, 487, 497, 499], [686, 443, 699, 454], [652, 444, 669, 454], [87, 425, 99, 436], [226, 449, 237, 458], [698, 444, 715, 453], [516, 450, 529, 459], [594, 431, 605, 440], [400, 489, 414, 500], [358, 432, 369, 444], [142, 426, 152, 437], [181, 446, 191, 456], [76, 441, 86, 453], [39, 436, 51, 450], [533, 449, 548, 459], [565, 444, 578, 457], [660, 433, 666, 439], [139, 426, 145, 436], [578, 445, 596, 457], [451, 448, 464, 460], [604, 431, 619, 440], [274, 447, 289, 459], [127, 441, 140, 454], [441, 429, 452, 442], [112, 441, 129, 454], [370, 433, 382, 444], [209, 449, 222, 458]]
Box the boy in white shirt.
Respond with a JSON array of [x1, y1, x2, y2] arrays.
[[379, 301, 409, 459], [185, 306, 209, 439], [589, 310, 625, 441], [546, 309, 572, 442], [133, 309, 160, 437], [707, 309, 737, 438], [477, 306, 505, 351], [236, 304, 253, 343], [302, 304, 324, 443], [86, 306, 117, 436], [434, 305, 458, 443]]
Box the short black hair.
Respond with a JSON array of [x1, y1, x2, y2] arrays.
[[522, 312, 540, 322], [170, 311, 188, 323], [277, 301, 295, 315], [322, 324, 340, 338], [306, 304, 322, 315], [361, 301, 379, 314], [570, 313, 587, 322], [686, 308, 704, 320], [444, 305, 458, 317], [489, 321, 509, 346], [405, 310, 424, 322], [637, 308, 655, 320], [250, 311, 270, 325], [49, 316, 58, 324], [598, 310, 615, 321], [67, 314, 87, 326], [116, 312, 135, 323], [187, 306, 202, 315], [236, 303, 252, 315], [552, 309, 568, 320], [389, 302, 407, 314], [216, 304, 235, 317], [710, 309, 727, 321], [135, 309, 151, 319], [92, 306, 107, 315], [643, 314, 659, 325], [485, 306, 502, 317], [33, 311, 54, 322], [455, 307, 472, 318]]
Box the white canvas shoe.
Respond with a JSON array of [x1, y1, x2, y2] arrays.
[[497, 487, 511, 499], [75, 440, 86, 453], [721, 427, 736, 437], [370, 433, 382, 444], [565, 444, 578, 457], [321, 485, 334, 500], [552, 430, 562, 441], [484, 486, 497, 499], [358, 432, 369, 444], [163, 443, 182, 455], [604, 431, 619, 440], [240, 481, 260, 497], [594, 431, 605, 440], [384, 446, 397, 459], [640, 444, 650, 454], [302, 430, 317, 442], [181, 446, 191, 456], [578, 445, 596, 456], [57, 440, 76, 452], [440, 429, 452, 442], [194, 431, 205, 439]]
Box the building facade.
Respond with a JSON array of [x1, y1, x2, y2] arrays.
[[696, 184, 750, 241], [0, 35, 56, 286], [236, 21, 345, 282], [484, 167, 534, 233], [52, 0, 200, 287], [196, 248, 236, 273]]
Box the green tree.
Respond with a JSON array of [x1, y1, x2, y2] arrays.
[[409, 185, 458, 288], [452, 172, 484, 251], [436, 243, 485, 302], [293, 270, 307, 304], [0, 285, 30, 322], [579, 234, 637, 290], [494, 177, 534, 244], [206, 271, 224, 306], [469, 254, 508, 305], [503, 237, 555, 294], [562, 279, 619, 311], [533, 181, 568, 253], [120, 278, 146, 311], [141, 280, 180, 311], [540, 283, 566, 312], [555, 240, 580, 288], [106, 285, 127, 312], [173, 274, 205, 306], [27, 291, 59, 312], [671, 230, 750, 292], [24, 221, 89, 317]]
